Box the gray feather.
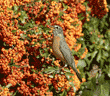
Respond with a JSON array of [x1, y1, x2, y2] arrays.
[[59, 39, 82, 82]]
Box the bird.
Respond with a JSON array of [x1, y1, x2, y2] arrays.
[[52, 25, 82, 82]]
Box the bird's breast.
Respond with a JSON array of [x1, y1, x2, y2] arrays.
[[52, 36, 65, 62]]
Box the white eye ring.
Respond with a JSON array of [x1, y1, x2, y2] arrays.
[[55, 26, 59, 29]]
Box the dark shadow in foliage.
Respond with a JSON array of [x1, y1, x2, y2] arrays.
[[28, 49, 45, 70], [0, 40, 10, 54], [9, 84, 21, 96]]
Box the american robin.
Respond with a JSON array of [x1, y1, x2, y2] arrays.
[[52, 25, 82, 82]]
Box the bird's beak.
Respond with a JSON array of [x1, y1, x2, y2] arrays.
[[49, 25, 55, 31], [49, 25, 54, 29]]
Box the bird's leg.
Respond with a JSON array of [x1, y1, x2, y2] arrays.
[[55, 62, 69, 73], [61, 62, 70, 70], [64, 63, 68, 67], [58, 61, 64, 72], [56, 61, 65, 73]]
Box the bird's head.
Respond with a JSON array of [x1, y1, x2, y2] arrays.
[[52, 25, 64, 37]]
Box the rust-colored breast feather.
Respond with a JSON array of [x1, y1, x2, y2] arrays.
[[52, 36, 65, 62]]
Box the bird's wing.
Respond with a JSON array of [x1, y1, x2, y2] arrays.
[[59, 39, 75, 68], [59, 39, 82, 82]]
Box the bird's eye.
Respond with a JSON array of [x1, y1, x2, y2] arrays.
[[55, 26, 59, 29]]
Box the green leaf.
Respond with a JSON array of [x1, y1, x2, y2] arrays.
[[31, 69, 36, 72], [7, 7, 12, 11], [86, 80, 96, 90], [48, 75, 54, 78], [58, 87, 61, 91], [93, 85, 101, 96], [82, 90, 93, 96], [43, 27, 51, 33], [59, 90, 67, 96], [31, 84, 35, 88], [100, 83, 109, 96], [91, 77, 96, 89], [63, 68, 71, 72], [85, 58, 91, 67], [91, 50, 98, 59], [6, 83, 12, 88], [12, 30, 16, 33], [49, 85, 54, 91], [12, 90, 18, 96], [20, 34, 27, 39], [96, 50, 101, 62], [20, 18, 25, 23], [104, 41, 109, 51], [78, 13, 85, 20], [102, 50, 109, 57], [36, 55, 40, 58], [42, 53, 48, 58], [65, 72, 74, 80], [9, 58, 15, 66], [69, 82, 76, 92], [85, 53, 91, 58], [77, 60, 86, 68], [98, 75, 105, 84], [78, 48, 85, 55], [59, 12, 64, 16], [62, 3, 68, 11], [44, 66, 56, 73], [104, 65, 110, 77], [69, 82, 75, 87], [13, 5, 19, 12], [65, 73, 70, 80], [19, 11, 28, 23], [89, 44, 95, 50], [40, 6, 44, 12], [99, 39, 103, 45]]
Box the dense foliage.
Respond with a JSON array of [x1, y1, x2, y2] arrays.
[[0, 0, 109, 96]]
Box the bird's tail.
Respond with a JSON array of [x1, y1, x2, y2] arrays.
[[72, 66, 82, 82]]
